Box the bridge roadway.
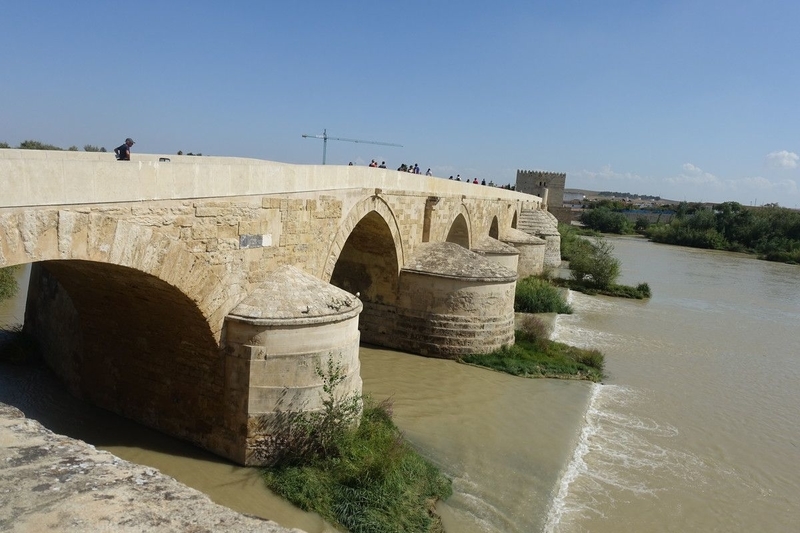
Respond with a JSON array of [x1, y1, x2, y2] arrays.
[[0, 149, 546, 464]]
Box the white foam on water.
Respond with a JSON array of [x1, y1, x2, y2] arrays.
[[543, 382, 603, 533], [542, 384, 710, 533]]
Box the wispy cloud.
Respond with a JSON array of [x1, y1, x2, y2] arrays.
[[730, 176, 798, 196], [766, 150, 798, 169], [665, 163, 722, 187], [573, 165, 646, 182]]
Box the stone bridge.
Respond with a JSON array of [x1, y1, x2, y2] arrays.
[[0, 149, 559, 464]]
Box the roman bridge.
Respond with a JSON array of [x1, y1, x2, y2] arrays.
[[0, 149, 560, 464]]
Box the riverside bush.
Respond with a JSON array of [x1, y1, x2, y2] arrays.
[[261, 358, 451, 532], [556, 226, 651, 299], [568, 237, 620, 289], [263, 398, 452, 533], [644, 202, 800, 265], [515, 276, 572, 314]]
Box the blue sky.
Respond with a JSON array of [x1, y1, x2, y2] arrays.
[[2, 1, 799, 206]]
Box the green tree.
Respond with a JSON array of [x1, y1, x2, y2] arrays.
[[19, 140, 62, 150], [580, 207, 633, 234], [569, 237, 621, 289]]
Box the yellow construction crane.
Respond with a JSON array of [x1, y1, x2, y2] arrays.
[[301, 129, 402, 165]]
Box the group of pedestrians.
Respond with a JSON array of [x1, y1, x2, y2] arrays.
[[447, 175, 492, 186], [116, 141, 501, 188], [362, 160, 432, 176]]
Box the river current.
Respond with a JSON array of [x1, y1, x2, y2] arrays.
[[2, 236, 799, 532]]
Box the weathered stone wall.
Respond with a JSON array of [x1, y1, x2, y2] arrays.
[[393, 273, 516, 357]]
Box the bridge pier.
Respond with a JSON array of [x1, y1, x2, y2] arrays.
[[223, 265, 363, 465], [360, 242, 517, 358]]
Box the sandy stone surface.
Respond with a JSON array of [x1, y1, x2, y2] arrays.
[[0, 403, 305, 533]]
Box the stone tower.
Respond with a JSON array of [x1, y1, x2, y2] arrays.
[[515, 170, 566, 210]]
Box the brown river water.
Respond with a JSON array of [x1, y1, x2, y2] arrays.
[[2, 235, 799, 532]]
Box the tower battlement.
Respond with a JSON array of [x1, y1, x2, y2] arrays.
[[515, 170, 566, 208]]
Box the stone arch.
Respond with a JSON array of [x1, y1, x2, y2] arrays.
[[0, 210, 234, 338], [489, 216, 500, 239], [25, 260, 224, 448], [445, 212, 471, 248], [324, 196, 403, 347], [322, 195, 404, 281], [329, 211, 400, 306], [2, 208, 242, 459]]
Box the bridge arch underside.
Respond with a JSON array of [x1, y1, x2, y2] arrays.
[[329, 211, 400, 346], [24, 260, 236, 460], [489, 216, 499, 239], [446, 213, 470, 248]]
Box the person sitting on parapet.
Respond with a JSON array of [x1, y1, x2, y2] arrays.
[[369, 159, 378, 167], [413, 163, 420, 174], [379, 161, 386, 168], [114, 138, 134, 160], [426, 168, 432, 176]]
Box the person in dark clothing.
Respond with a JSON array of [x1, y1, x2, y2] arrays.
[[114, 138, 135, 160]]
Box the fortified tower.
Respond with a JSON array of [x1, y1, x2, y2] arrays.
[[515, 170, 566, 209], [515, 169, 572, 224]]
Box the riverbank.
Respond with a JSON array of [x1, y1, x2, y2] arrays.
[[0, 402, 304, 533]]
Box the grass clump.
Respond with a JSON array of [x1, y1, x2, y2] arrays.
[[261, 358, 451, 533], [552, 278, 652, 299], [263, 399, 451, 533], [460, 316, 604, 382], [515, 276, 573, 314]]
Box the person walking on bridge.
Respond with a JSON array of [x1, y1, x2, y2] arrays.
[[114, 138, 135, 161]]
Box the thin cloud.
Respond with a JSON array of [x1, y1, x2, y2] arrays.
[[665, 163, 722, 186], [766, 150, 798, 169], [731, 176, 798, 195], [573, 165, 645, 182]]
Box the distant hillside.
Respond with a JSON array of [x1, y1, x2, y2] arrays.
[[565, 188, 679, 204]]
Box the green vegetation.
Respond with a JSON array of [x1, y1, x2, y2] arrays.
[[559, 223, 599, 261], [0, 266, 19, 302], [1, 139, 107, 152], [261, 358, 451, 533], [515, 276, 572, 314], [460, 316, 604, 382], [644, 201, 800, 264], [568, 236, 621, 289], [558, 225, 652, 299], [580, 206, 634, 234]]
